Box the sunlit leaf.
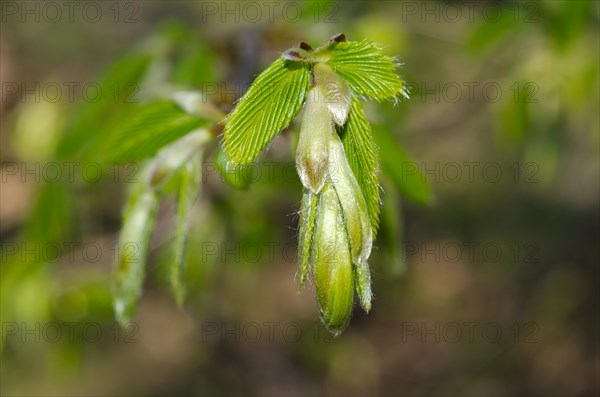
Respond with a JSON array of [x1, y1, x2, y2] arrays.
[[224, 57, 311, 166], [327, 40, 407, 102]]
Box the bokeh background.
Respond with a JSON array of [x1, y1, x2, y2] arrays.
[[1, 1, 599, 396]]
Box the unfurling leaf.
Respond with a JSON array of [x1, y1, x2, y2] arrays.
[[339, 98, 381, 237], [171, 155, 202, 306], [328, 40, 407, 102], [113, 172, 159, 325], [224, 57, 311, 166]]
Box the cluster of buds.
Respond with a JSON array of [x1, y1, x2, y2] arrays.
[[224, 34, 407, 334], [295, 52, 373, 335]]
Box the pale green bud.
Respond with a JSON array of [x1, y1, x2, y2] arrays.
[[297, 190, 318, 289], [313, 184, 354, 336], [296, 86, 334, 194], [313, 62, 351, 126], [329, 133, 373, 264], [329, 133, 373, 312]]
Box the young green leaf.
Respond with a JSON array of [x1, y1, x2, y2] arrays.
[[224, 57, 311, 166], [171, 156, 202, 306], [372, 126, 432, 205], [338, 98, 381, 237], [327, 40, 407, 102], [100, 101, 209, 164], [113, 174, 159, 324]]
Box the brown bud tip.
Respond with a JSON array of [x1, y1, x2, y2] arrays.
[[329, 33, 346, 43], [299, 42, 313, 51], [282, 50, 305, 62]]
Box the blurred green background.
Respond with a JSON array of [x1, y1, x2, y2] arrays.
[[1, 0, 598, 395]]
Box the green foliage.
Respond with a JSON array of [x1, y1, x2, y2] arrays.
[[98, 35, 422, 334], [112, 128, 211, 319], [327, 40, 407, 102], [223, 57, 311, 166], [57, 53, 152, 160], [222, 36, 420, 334], [100, 101, 209, 164]]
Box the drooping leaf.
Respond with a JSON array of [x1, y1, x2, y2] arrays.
[[338, 98, 381, 237], [327, 40, 407, 102], [171, 155, 202, 306], [224, 57, 311, 166], [100, 101, 209, 164], [372, 126, 432, 205], [113, 171, 159, 324]]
